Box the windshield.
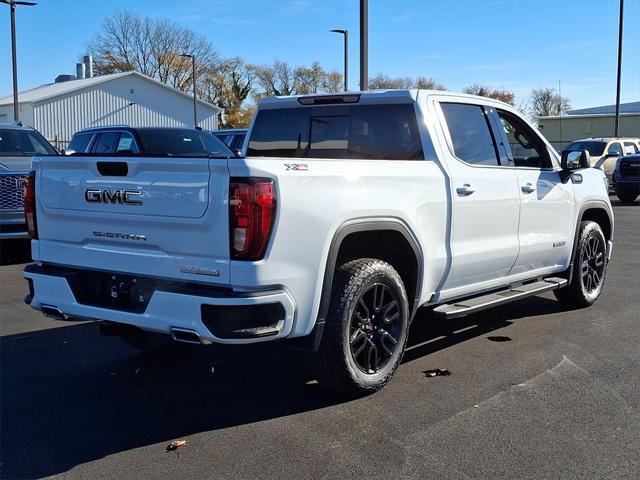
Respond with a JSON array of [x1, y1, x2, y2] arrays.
[[564, 141, 606, 156], [136, 129, 235, 157], [0, 128, 57, 157]]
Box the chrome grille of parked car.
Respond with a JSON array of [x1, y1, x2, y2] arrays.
[[0, 174, 25, 211]]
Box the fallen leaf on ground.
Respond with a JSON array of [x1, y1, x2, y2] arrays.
[[423, 368, 450, 377], [166, 440, 187, 452]]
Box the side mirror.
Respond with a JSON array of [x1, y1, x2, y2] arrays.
[[561, 149, 590, 170], [606, 152, 621, 159], [62, 149, 76, 156]]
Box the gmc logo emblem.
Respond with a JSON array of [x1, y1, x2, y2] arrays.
[[84, 189, 143, 205]]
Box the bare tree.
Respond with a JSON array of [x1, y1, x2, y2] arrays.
[[85, 10, 219, 92], [369, 73, 445, 90], [250, 60, 342, 101], [463, 84, 515, 105], [415, 76, 446, 91], [530, 87, 571, 117], [369, 74, 414, 89]]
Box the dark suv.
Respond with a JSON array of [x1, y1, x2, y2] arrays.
[[613, 153, 640, 203], [66, 126, 236, 157], [0, 121, 57, 239]]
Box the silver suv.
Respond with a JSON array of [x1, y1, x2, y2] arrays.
[[0, 122, 57, 239], [564, 137, 640, 186]]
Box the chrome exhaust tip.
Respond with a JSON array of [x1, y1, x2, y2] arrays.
[[170, 328, 203, 345], [41, 305, 67, 321]]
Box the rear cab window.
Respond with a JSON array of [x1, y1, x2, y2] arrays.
[[247, 103, 424, 160]]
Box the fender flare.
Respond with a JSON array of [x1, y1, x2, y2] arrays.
[[311, 218, 423, 351], [567, 200, 614, 284]]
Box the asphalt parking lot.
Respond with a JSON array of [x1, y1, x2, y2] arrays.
[[1, 199, 638, 480]]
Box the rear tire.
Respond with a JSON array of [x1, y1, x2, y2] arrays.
[[616, 192, 638, 203], [311, 259, 410, 396], [554, 221, 607, 309]]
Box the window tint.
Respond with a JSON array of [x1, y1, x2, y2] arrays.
[[92, 132, 120, 153], [624, 142, 639, 154], [565, 141, 606, 156], [68, 133, 93, 153], [247, 104, 424, 160], [496, 109, 552, 169], [230, 133, 246, 151], [136, 129, 230, 157], [607, 142, 623, 155], [116, 132, 139, 153], [440, 103, 498, 166], [0, 129, 56, 156]]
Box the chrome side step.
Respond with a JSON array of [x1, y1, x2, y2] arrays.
[[433, 277, 567, 319]]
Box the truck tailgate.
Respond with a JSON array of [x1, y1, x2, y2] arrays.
[[33, 155, 231, 285]]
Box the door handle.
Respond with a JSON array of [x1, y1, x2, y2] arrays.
[[456, 183, 476, 196], [521, 183, 536, 194]]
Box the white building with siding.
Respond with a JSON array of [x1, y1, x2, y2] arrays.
[[0, 71, 221, 148]]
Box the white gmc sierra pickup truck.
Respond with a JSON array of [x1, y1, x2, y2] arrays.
[[24, 90, 614, 395]]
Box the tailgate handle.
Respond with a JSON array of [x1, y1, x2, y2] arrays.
[[97, 162, 128, 177]]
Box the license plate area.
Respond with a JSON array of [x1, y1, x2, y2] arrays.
[[67, 271, 160, 313]]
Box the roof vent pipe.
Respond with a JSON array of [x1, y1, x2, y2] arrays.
[[76, 63, 85, 80], [83, 55, 94, 78]]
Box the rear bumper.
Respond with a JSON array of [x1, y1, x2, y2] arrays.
[[24, 264, 297, 344]]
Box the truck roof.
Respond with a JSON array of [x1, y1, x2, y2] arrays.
[[257, 89, 515, 109]]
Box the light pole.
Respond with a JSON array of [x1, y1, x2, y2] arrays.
[[1, 0, 37, 121], [360, 0, 368, 90], [330, 29, 348, 92], [180, 53, 197, 128], [614, 0, 624, 137]]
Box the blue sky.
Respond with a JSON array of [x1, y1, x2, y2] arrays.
[[1, 0, 639, 109]]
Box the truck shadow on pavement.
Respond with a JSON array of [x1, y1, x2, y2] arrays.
[[0, 296, 560, 479]]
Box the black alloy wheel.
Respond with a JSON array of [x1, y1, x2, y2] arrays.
[[349, 283, 402, 374]]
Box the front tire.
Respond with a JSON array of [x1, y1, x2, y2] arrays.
[[311, 259, 410, 396], [554, 221, 607, 309]]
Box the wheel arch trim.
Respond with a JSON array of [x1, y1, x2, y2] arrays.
[[311, 217, 423, 351], [568, 200, 613, 284]]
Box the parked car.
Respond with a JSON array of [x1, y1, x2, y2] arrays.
[[563, 137, 640, 186], [212, 128, 247, 155], [65, 126, 237, 157], [0, 121, 57, 239], [24, 90, 613, 395], [612, 153, 640, 203]]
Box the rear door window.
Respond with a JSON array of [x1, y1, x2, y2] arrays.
[[247, 104, 424, 160], [440, 103, 499, 166], [92, 132, 120, 153]]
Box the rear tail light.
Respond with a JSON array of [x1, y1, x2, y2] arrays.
[[23, 171, 38, 239], [229, 177, 276, 260]]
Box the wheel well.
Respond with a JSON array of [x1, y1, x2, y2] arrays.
[[335, 230, 420, 312], [581, 208, 612, 240]]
